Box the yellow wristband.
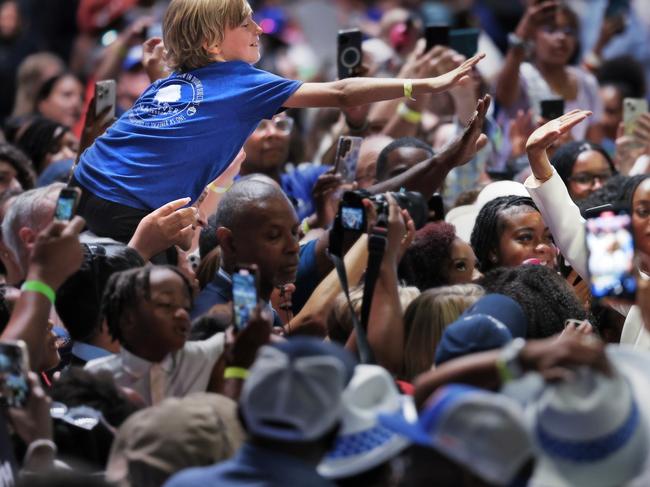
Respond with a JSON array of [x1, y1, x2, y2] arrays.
[[403, 79, 415, 101], [209, 182, 232, 194], [397, 102, 422, 124], [224, 366, 250, 380], [495, 357, 514, 384], [301, 218, 311, 235], [21, 280, 55, 305]]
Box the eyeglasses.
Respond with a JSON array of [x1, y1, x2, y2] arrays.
[[540, 25, 578, 37], [568, 171, 613, 186], [255, 116, 294, 135]]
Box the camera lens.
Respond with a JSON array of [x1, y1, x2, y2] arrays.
[[340, 46, 361, 68]]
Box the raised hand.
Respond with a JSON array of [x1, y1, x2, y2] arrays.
[[436, 94, 491, 169], [142, 36, 169, 83], [428, 53, 485, 93], [526, 110, 592, 180], [27, 216, 85, 290], [515, 1, 560, 41], [311, 170, 344, 230], [128, 197, 199, 260], [527, 109, 592, 155]]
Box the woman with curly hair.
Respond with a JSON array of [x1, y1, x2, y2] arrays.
[[400, 221, 479, 291]]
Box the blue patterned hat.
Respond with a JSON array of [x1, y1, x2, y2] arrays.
[[317, 365, 414, 479]]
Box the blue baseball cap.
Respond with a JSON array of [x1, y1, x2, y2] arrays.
[[460, 294, 527, 339], [434, 314, 513, 366]]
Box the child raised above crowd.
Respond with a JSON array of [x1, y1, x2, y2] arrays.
[[71, 0, 484, 244]]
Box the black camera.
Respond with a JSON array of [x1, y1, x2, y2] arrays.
[[338, 190, 428, 232], [337, 29, 363, 79]]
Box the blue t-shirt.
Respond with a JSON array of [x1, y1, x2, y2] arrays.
[[281, 164, 329, 220], [75, 61, 302, 210]]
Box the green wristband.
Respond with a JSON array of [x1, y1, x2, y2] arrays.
[[224, 366, 250, 380], [21, 280, 55, 305]]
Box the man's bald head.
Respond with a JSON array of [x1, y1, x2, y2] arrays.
[[214, 176, 290, 232]]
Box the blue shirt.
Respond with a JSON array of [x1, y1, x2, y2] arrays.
[[75, 61, 302, 210], [281, 165, 329, 220], [164, 442, 335, 487]]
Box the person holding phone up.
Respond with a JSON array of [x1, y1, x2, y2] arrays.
[[495, 1, 603, 141]]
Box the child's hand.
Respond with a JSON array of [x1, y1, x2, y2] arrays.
[[427, 53, 485, 94]]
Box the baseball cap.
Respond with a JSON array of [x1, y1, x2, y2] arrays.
[[459, 293, 527, 339], [240, 337, 356, 442], [318, 365, 413, 479], [379, 384, 532, 486], [434, 294, 528, 365], [106, 393, 244, 487], [435, 316, 511, 366]]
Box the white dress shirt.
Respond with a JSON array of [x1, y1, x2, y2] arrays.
[[85, 332, 225, 405]]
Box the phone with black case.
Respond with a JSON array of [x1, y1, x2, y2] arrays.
[[338, 29, 363, 79], [425, 25, 449, 52], [540, 98, 565, 120]]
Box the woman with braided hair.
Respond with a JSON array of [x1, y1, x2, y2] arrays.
[[470, 194, 557, 273]]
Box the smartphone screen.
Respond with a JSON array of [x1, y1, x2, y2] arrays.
[[334, 136, 363, 184], [586, 210, 637, 301], [95, 80, 116, 120], [55, 188, 80, 221], [0, 341, 30, 408], [232, 268, 257, 331], [337, 29, 363, 79], [540, 98, 565, 120], [623, 98, 648, 137], [449, 28, 479, 59], [425, 25, 449, 52]]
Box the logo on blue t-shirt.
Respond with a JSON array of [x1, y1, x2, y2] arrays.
[[129, 73, 204, 128]]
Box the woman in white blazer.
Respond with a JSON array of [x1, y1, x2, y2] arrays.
[[522, 110, 650, 349]]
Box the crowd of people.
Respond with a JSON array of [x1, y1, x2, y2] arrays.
[[0, 0, 650, 485]]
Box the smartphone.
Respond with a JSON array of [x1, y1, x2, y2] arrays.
[[585, 209, 637, 301], [449, 28, 479, 59], [95, 80, 116, 119], [0, 340, 30, 408], [428, 193, 445, 221], [337, 29, 363, 79], [623, 98, 648, 137], [425, 24, 449, 52], [540, 98, 565, 121], [55, 187, 81, 221], [334, 136, 363, 184], [232, 266, 258, 331]]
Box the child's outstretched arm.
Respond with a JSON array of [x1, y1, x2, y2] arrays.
[[283, 53, 485, 108]]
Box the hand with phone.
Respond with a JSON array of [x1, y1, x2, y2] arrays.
[[55, 188, 81, 222], [232, 266, 259, 331], [27, 216, 85, 291], [310, 170, 344, 231]]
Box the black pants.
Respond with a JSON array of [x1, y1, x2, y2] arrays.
[[72, 177, 177, 265]]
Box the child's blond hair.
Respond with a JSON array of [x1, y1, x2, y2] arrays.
[[163, 0, 252, 72]]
